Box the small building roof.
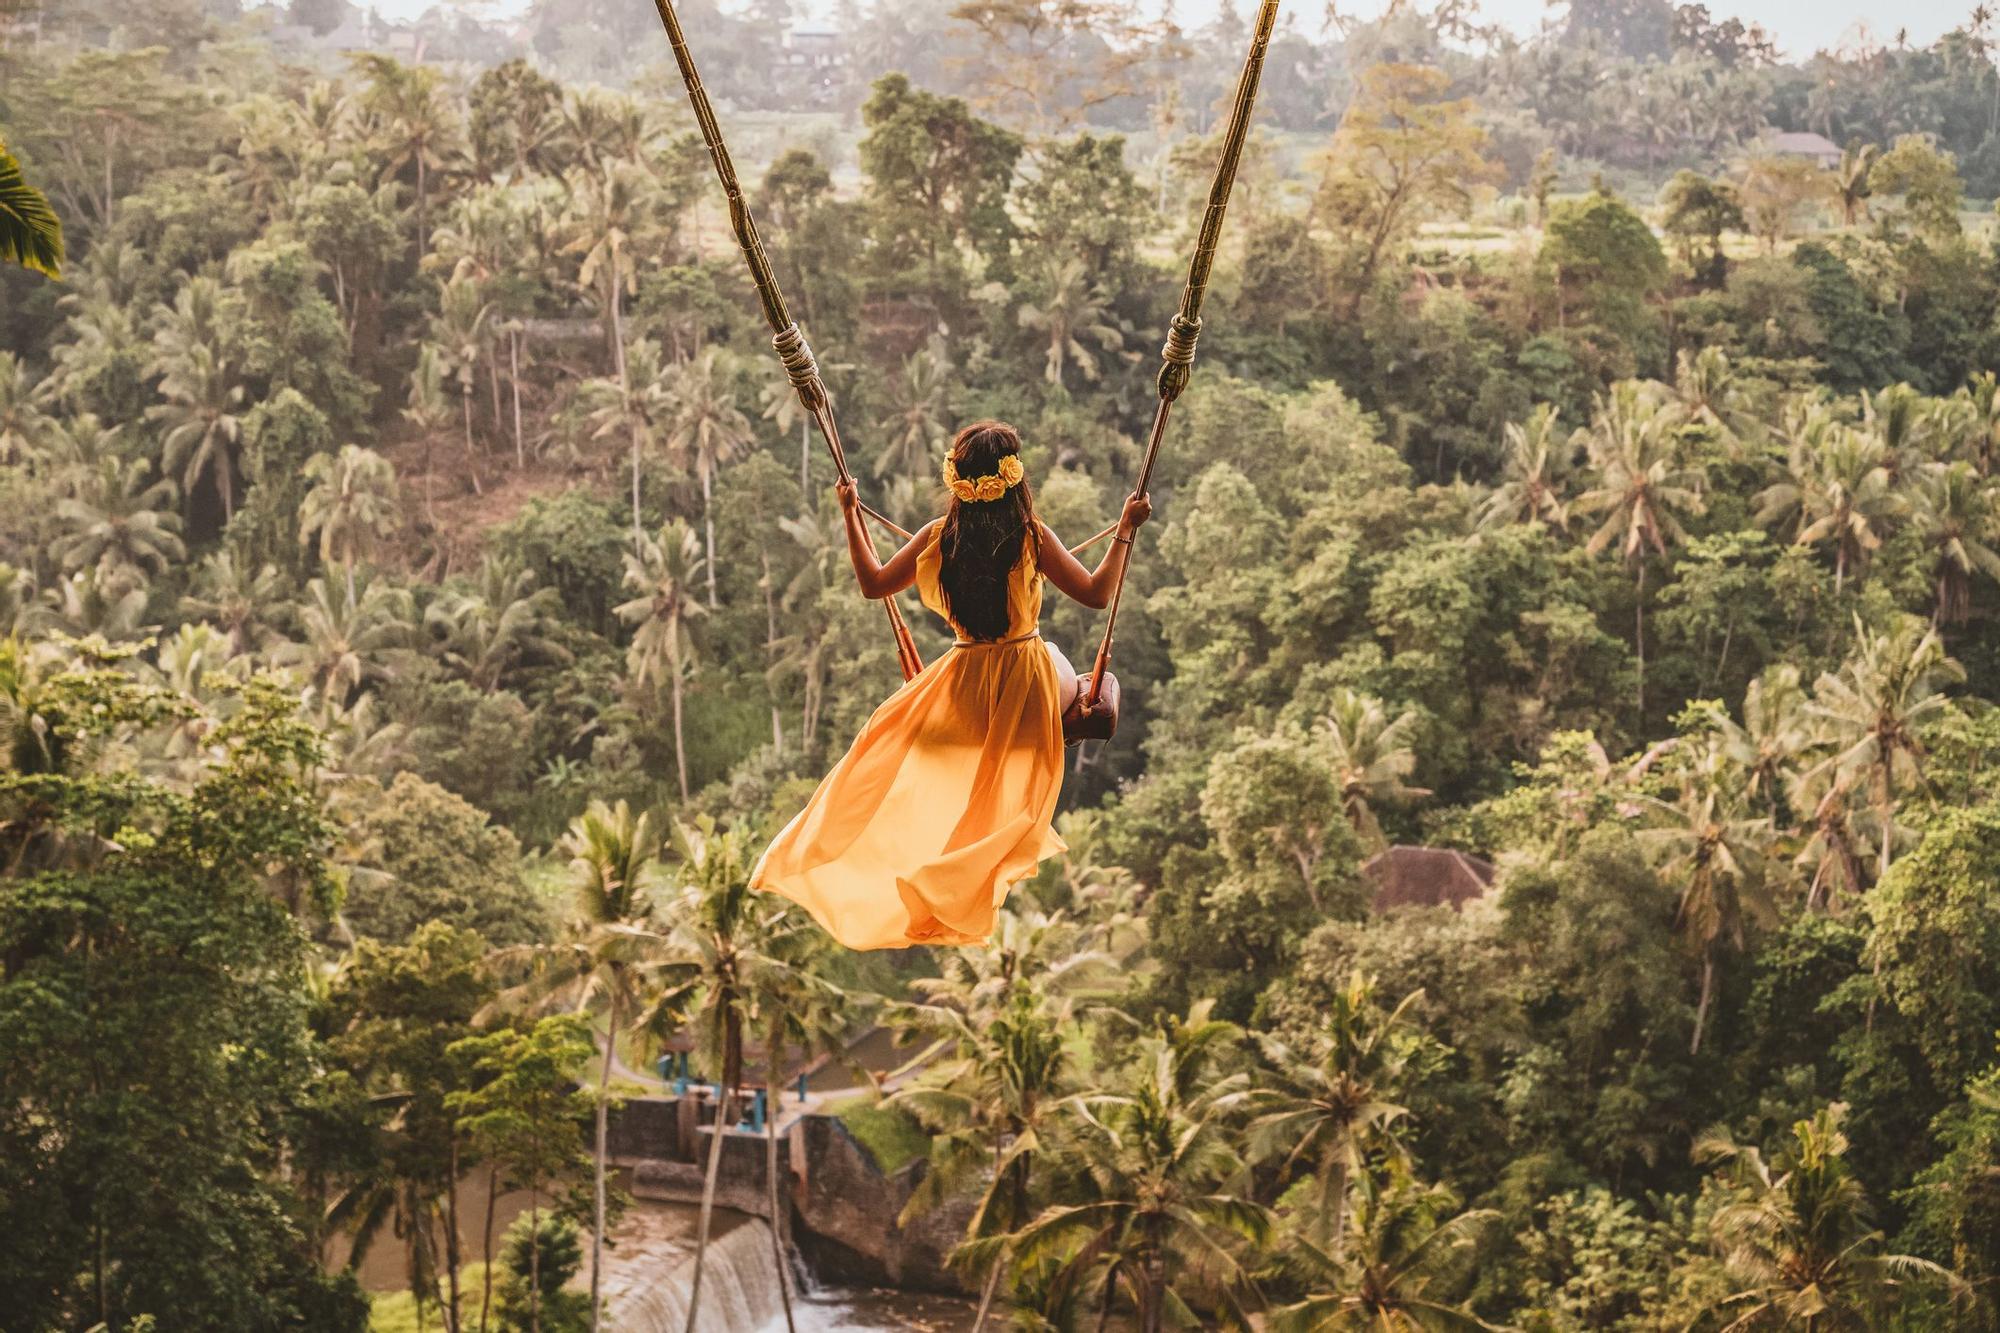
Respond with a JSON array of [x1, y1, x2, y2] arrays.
[[1768, 131, 1843, 157], [1361, 845, 1496, 914]]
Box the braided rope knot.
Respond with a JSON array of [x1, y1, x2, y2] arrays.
[[1156, 314, 1203, 401], [772, 324, 828, 408]]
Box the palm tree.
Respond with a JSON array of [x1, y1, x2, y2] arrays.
[[1956, 372, 2000, 476], [1269, 1166, 1502, 1332], [317, 690, 411, 781], [1318, 689, 1430, 848], [616, 520, 708, 801], [299, 445, 401, 606], [1478, 403, 1573, 531], [0, 351, 51, 464], [428, 276, 496, 496], [1864, 383, 1942, 483], [886, 908, 1103, 1329], [47, 296, 146, 418], [1907, 461, 2000, 624], [1017, 255, 1125, 388], [581, 339, 676, 541], [181, 551, 286, 657], [665, 349, 754, 607], [761, 375, 814, 498], [1807, 616, 1963, 881], [1233, 974, 1421, 1256], [1757, 409, 1899, 591], [149, 623, 241, 766], [1787, 767, 1879, 912], [0, 143, 64, 279], [29, 569, 151, 644], [1012, 1004, 1270, 1333], [771, 500, 854, 752], [557, 87, 661, 177], [561, 160, 651, 383], [1641, 742, 1773, 1055], [1706, 664, 1810, 822], [402, 343, 454, 525], [647, 819, 827, 1333], [744, 934, 845, 1333], [1673, 346, 1748, 452], [1834, 141, 1878, 227], [149, 274, 234, 374], [286, 574, 413, 705], [1575, 382, 1704, 714], [352, 53, 462, 256], [424, 556, 566, 692], [1693, 1106, 1963, 1329], [55, 457, 185, 590], [543, 801, 663, 1333], [149, 340, 247, 522], [875, 338, 954, 481]]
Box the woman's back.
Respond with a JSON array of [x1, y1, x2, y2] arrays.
[[751, 417, 1149, 951], [916, 527, 1043, 643]]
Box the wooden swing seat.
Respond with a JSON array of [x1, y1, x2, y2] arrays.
[[1062, 670, 1120, 745]]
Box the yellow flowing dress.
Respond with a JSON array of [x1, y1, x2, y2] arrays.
[[751, 526, 1067, 950]]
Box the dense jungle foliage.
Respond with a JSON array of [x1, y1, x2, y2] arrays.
[[10, 0, 2000, 1328]]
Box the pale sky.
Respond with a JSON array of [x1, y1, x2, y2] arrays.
[[386, 0, 1973, 63]]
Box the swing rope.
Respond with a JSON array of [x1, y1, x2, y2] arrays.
[[650, 0, 924, 681], [648, 0, 1280, 709], [1076, 0, 1281, 719]]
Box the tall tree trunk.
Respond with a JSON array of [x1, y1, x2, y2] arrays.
[[765, 1054, 797, 1333], [1635, 560, 1648, 717], [95, 1207, 108, 1329], [1322, 1158, 1350, 1260], [478, 1164, 498, 1333], [510, 330, 524, 470], [972, 1254, 1006, 1332], [462, 389, 483, 496], [444, 1140, 464, 1333], [590, 989, 620, 1333], [608, 261, 627, 384], [487, 353, 503, 443], [1878, 765, 1896, 884], [761, 550, 782, 757], [630, 422, 645, 543], [528, 1195, 542, 1333], [1094, 1266, 1120, 1333], [671, 669, 689, 802], [1691, 950, 1714, 1055], [702, 466, 718, 608], [685, 1086, 733, 1333]]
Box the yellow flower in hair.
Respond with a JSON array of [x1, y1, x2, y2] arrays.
[[942, 453, 1025, 503]]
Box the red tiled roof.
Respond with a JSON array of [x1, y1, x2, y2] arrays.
[[1362, 845, 1495, 913]]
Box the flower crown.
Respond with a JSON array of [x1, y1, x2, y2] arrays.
[[942, 453, 1025, 503]]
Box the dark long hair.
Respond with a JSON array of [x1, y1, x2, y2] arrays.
[[938, 421, 1040, 641]]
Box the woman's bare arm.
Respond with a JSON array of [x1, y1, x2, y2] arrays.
[[837, 479, 935, 599], [1038, 492, 1153, 610]]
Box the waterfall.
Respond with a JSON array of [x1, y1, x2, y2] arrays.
[[608, 1217, 791, 1333]]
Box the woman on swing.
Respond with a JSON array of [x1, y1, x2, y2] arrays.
[[752, 420, 1151, 950]]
